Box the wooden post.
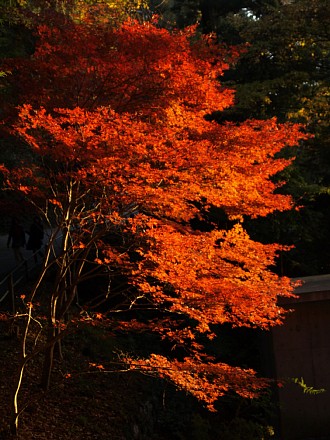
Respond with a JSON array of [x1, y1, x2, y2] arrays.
[[8, 273, 16, 314]]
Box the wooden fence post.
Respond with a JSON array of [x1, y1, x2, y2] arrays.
[[8, 273, 16, 314]]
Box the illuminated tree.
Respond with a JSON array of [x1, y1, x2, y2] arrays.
[[0, 10, 307, 434]]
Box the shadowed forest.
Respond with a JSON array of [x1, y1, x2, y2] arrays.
[[0, 1, 329, 439]]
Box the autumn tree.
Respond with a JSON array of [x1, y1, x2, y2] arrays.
[[0, 5, 307, 434]]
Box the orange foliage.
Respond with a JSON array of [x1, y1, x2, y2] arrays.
[[1, 14, 308, 409], [125, 354, 270, 411], [134, 222, 297, 332]]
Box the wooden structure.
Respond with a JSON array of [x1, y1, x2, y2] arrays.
[[272, 274, 330, 439]]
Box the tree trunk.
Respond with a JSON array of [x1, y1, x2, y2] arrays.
[[40, 327, 56, 390]]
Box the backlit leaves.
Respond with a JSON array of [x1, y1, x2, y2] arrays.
[[1, 15, 307, 409]]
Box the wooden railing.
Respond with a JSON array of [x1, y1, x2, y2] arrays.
[[0, 252, 40, 314], [0, 229, 62, 314]]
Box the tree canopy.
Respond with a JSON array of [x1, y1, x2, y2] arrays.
[[158, 0, 330, 276], [0, 3, 308, 434]]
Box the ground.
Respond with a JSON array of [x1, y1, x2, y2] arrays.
[[0, 233, 202, 440], [0, 324, 123, 439], [0, 269, 175, 440], [0, 316, 180, 440]]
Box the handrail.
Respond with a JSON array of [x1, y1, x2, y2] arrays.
[[0, 251, 40, 313], [0, 229, 62, 313]]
